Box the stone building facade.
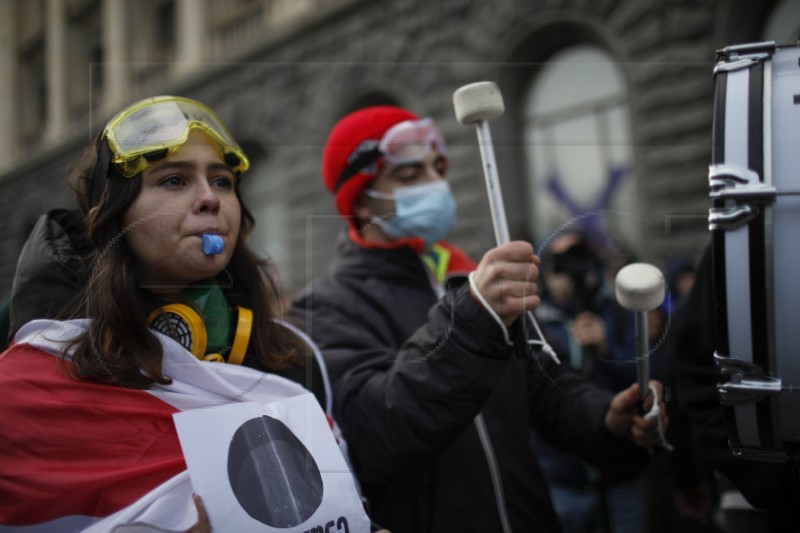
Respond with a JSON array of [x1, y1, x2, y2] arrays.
[[0, 0, 796, 300]]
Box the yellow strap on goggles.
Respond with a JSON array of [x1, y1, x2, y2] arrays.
[[103, 95, 250, 177]]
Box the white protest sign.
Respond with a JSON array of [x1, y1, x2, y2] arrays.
[[174, 395, 369, 532]]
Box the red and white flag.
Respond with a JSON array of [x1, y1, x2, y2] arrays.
[[0, 319, 368, 532]]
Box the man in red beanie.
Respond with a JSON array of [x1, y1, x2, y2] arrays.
[[290, 106, 665, 533]]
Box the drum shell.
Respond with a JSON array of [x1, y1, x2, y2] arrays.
[[711, 43, 800, 459]]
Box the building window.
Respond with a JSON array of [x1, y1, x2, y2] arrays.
[[16, 0, 46, 148], [130, 0, 176, 93], [16, 0, 44, 46], [18, 42, 46, 147], [155, 0, 176, 52], [66, 0, 102, 127], [206, 0, 321, 59], [131, 0, 176, 62], [522, 44, 637, 251], [207, 0, 266, 58]]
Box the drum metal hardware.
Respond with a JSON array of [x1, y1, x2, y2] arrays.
[[711, 41, 800, 460], [731, 446, 789, 463], [709, 164, 774, 198], [716, 352, 782, 405], [708, 165, 775, 230], [711, 187, 778, 201], [715, 41, 776, 61], [713, 42, 775, 75], [709, 205, 757, 230], [713, 57, 765, 75]]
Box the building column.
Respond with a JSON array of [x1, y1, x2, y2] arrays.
[[0, 1, 16, 168], [44, 0, 67, 144], [175, 0, 205, 78], [101, 0, 129, 120]]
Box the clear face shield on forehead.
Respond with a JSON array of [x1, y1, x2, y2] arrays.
[[102, 96, 250, 178], [335, 117, 448, 191], [378, 117, 448, 165]]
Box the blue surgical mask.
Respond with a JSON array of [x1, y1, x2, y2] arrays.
[[366, 181, 457, 244]]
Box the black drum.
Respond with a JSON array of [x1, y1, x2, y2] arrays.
[[711, 41, 800, 460]]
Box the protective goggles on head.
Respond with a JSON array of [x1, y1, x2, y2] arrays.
[[102, 95, 250, 178], [335, 117, 447, 191], [379, 117, 447, 165]]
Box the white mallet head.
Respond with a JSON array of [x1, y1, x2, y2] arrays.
[[615, 263, 666, 312], [453, 81, 505, 125]]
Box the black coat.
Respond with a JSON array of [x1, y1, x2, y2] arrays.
[[290, 233, 646, 533], [667, 244, 800, 531], [9, 209, 91, 341]]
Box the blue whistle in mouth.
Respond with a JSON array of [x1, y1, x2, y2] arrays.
[[201, 233, 224, 256]]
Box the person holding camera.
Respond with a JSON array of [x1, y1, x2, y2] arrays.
[[532, 230, 646, 533]]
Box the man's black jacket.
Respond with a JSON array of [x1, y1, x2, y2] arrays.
[[290, 233, 646, 533]]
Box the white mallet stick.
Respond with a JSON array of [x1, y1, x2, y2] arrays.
[[453, 82, 509, 245], [615, 263, 665, 407], [453, 81, 558, 363]]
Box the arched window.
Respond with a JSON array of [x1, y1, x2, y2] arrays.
[[762, 0, 800, 43], [522, 45, 637, 251]]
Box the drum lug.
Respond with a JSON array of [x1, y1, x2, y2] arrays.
[[708, 164, 776, 230], [730, 445, 789, 463], [713, 56, 765, 75], [709, 164, 776, 200], [709, 205, 756, 231], [715, 41, 776, 62], [710, 185, 777, 201], [715, 352, 782, 405], [713, 42, 774, 76]]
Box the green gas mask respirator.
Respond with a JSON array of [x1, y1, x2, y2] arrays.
[[147, 281, 252, 365]]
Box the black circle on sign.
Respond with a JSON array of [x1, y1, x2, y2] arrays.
[[227, 415, 324, 527]]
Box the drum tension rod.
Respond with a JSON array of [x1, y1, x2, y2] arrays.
[[715, 352, 783, 406]]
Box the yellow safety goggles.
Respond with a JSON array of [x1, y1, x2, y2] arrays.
[[102, 96, 250, 178]]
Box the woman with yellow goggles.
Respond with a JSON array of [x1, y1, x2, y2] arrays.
[[89, 95, 250, 207], [103, 95, 249, 177], [0, 96, 375, 531]]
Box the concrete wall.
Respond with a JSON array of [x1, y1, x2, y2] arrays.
[[0, 0, 779, 300]]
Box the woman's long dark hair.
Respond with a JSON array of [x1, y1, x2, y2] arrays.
[[65, 136, 301, 388]]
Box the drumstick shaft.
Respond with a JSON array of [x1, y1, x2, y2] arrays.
[[474, 120, 511, 245], [470, 119, 559, 365], [634, 310, 651, 408]]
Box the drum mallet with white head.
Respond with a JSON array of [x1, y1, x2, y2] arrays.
[[453, 81, 559, 363], [453, 81, 510, 245], [615, 263, 665, 410]]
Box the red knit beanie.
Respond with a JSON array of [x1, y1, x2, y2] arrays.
[[322, 106, 418, 225]]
